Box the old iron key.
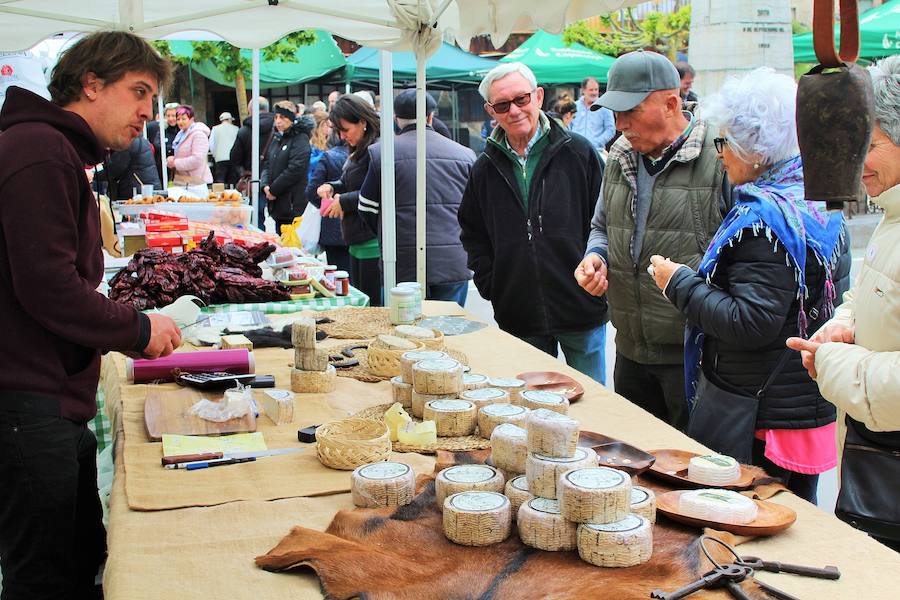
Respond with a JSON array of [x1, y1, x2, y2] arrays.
[[650, 568, 725, 600], [738, 556, 841, 580], [651, 565, 752, 600]]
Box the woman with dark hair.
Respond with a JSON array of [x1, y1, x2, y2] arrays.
[[261, 100, 313, 234], [317, 95, 382, 305], [167, 104, 212, 190]]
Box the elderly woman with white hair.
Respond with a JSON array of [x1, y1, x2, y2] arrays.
[[788, 56, 900, 550], [648, 68, 851, 503]]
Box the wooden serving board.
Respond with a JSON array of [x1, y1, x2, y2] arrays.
[[647, 449, 756, 490], [656, 490, 797, 536], [144, 388, 257, 441]]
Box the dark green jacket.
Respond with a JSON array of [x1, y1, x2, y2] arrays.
[[603, 120, 726, 364]]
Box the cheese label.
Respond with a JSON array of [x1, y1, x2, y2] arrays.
[[696, 455, 737, 468], [510, 476, 529, 492], [482, 403, 527, 417], [493, 423, 526, 438], [417, 359, 460, 371], [402, 350, 445, 362], [444, 465, 496, 483], [451, 491, 507, 512], [534, 448, 588, 463], [429, 399, 473, 412], [527, 497, 561, 514], [566, 467, 626, 489], [522, 390, 565, 405], [531, 408, 570, 421], [631, 488, 650, 505], [697, 491, 743, 504], [358, 462, 411, 480], [463, 373, 489, 384], [463, 388, 505, 400], [585, 514, 644, 533], [490, 377, 525, 388]]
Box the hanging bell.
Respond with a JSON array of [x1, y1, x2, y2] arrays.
[[796, 0, 874, 207]]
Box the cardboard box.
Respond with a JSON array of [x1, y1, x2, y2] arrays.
[[145, 218, 189, 232]]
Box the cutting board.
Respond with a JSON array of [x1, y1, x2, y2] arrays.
[[144, 388, 257, 441]]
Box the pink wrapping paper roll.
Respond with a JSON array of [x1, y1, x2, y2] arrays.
[[125, 349, 255, 383]]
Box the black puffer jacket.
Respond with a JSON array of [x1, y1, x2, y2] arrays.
[[261, 117, 313, 221], [104, 137, 161, 201], [329, 148, 377, 246], [666, 229, 852, 429], [230, 112, 275, 172]]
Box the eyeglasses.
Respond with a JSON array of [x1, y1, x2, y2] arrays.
[[488, 91, 534, 114], [713, 137, 728, 153]]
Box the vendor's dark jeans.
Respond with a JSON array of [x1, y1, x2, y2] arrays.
[[0, 404, 106, 600], [321, 244, 351, 274], [427, 281, 469, 308], [751, 437, 819, 504], [613, 353, 687, 431], [351, 255, 383, 306]]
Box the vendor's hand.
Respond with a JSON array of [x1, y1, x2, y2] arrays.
[[649, 255, 685, 292], [264, 185, 275, 201], [324, 195, 343, 218], [786, 337, 823, 379], [317, 183, 334, 199], [143, 313, 182, 359], [166, 156, 175, 169], [574, 253, 608, 297]]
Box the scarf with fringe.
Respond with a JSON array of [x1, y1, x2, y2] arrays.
[[684, 155, 845, 405]]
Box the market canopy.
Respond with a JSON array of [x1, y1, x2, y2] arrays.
[[166, 30, 347, 89], [500, 29, 615, 84], [793, 0, 900, 63], [339, 42, 498, 85]]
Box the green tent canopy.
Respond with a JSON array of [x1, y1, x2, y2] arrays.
[[793, 0, 900, 63], [339, 42, 498, 85], [167, 30, 347, 89], [500, 29, 614, 84]]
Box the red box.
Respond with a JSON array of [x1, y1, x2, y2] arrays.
[[140, 209, 183, 222], [145, 232, 184, 254], [145, 218, 189, 232]]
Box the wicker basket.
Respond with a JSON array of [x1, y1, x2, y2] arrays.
[[367, 339, 425, 377], [420, 328, 445, 351], [315, 418, 392, 470]]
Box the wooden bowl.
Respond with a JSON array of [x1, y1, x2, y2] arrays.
[[516, 371, 585, 403], [656, 490, 797, 536], [646, 449, 756, 490], [578, 431, 656, 475]]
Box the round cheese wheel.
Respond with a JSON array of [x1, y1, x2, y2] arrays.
[[688, 454, 741, 486], [390, 376, 413, 408], [411, 391, 457, 419], [394, 325, 435, 340], [477, 403, 529, 439], [443, 491, 511, 546], [517, 497, 577, 551], [399, 350, 448, 384], [435, 464, 505, 507], [558, 467, 632, 524], [413, 359, 464, 395], [460, 387, 509, 411], [520, 389, 570, 415], [678, 489, 758, 524], [350, 461, 416, 508], [526, 447, 599, 499], [577, 514, 653, 567], [462, 373, 491, 391], [423, 399, 477, 437], [631, 485, 657, 523], [490, 423, 528, 474], [374, 334, 418, 351], [525, 408, 579, 457], [504, 475, 534, 520], [488, 377, 527, 404]]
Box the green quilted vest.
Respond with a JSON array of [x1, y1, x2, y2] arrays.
[[603, 123, 726, 365]]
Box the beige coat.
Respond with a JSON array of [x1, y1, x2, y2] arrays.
[[815, 183, 900, 469]]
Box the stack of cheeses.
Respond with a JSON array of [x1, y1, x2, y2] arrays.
[[289, 317, 336, 393]]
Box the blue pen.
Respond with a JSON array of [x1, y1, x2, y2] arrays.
[[185, 456, 256, 470]]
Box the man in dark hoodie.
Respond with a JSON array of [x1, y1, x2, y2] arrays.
[[0, 31, 181, 599], [231, 96, 275, 227]]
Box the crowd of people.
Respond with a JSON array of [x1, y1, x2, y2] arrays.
[[1, 29, 899, 599]]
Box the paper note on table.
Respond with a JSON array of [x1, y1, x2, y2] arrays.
[[161, 432, 268, 457]]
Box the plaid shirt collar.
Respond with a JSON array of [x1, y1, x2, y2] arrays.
[[608, 111, 708, 192]]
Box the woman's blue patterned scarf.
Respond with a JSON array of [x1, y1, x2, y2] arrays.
[[684, 155, 845, 405]]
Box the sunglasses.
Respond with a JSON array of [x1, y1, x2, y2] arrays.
[[713, 137, 728, 153], [488, 91, 534, 114]]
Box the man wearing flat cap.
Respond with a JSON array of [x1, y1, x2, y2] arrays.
[[574, 50, 731, 429], [357, 89, 475, 305]]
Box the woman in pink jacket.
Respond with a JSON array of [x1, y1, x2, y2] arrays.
[[167, 105, 212, 186]]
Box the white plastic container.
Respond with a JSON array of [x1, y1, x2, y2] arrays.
[[397, 281, 422, 318], [390, 286, 417, 325]]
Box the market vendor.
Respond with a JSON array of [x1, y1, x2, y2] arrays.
[[0, 31, 182, 599]]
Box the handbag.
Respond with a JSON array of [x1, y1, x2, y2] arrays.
[[835, 417, 900, 542], [687, 349, 792, 464], [297, 202, 322, 255]]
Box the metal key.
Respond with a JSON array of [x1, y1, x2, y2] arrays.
[[650, 568, 725, 600], [651, 565, 750, 600], [738, 556, 841, 580], [753, 578, 803, 600]]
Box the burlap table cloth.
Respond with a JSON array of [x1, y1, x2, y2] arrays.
[[102, 302, 900, 599]]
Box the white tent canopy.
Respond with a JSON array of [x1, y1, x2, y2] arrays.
[[0, 0, 639, 295]]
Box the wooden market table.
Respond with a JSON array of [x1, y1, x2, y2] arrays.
[[100, 302, 900, 599]]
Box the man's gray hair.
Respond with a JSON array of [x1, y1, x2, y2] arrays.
[[255, 96, 270, 112], [701, 67, 798, 166], [478, 62, 538, 102], [869, 55, 900, 147]]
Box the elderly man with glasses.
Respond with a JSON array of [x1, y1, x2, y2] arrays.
[[458, 62, 609, 383]]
